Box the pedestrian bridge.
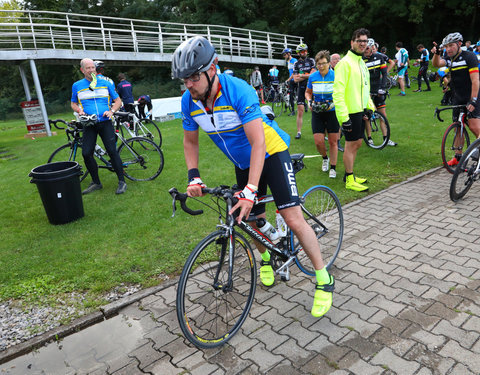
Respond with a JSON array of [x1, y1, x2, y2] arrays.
[[0, 10, 303, 66]]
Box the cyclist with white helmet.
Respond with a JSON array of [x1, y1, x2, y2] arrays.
[[432, 32, 480, 166], [283, 48, 297, 116], [94, 61, 114, 87], [293, 43, 316, 139], [172, 36, 335, 318]]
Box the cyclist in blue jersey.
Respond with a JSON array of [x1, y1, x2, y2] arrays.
[[172, 36, 335, 318], [395, 42, 409, 96], [305, 50, 339, 179], [474, 41, 480, 68], [94, 61, 114, 87], [283, 48, 297, 116], [117, 73, 135, 113], [414, 44, 431, 92], [71, 58, 126, 195]]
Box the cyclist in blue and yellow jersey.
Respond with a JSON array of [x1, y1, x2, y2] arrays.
[[71, 58, 126, 195], [305, 50, 339, 179], [293, 43, 316, 139], [432, 32, 480, 166], [333, 28, 375, 192], [283, 48, 298, 116], [94, 61, 114, 87], [364, 38, 397, 147], [172, 36, 335, 318], [395, 42, 409, 96], [414, 44, 432, 92]]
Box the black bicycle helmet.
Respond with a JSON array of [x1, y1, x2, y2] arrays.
[[442, 32, 463, 46], [172, 36, 217, 79], [94, 60, 105, 71]]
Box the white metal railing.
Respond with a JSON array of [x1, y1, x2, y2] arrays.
[[0, 10, 303, 61]]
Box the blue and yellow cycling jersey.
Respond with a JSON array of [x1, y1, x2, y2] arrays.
[[71, 78, 118, 122], [307, 69, 335, 109], [182, 74, 290, 170]]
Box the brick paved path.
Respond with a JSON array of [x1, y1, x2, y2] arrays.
[[2, 168, 480, 374]]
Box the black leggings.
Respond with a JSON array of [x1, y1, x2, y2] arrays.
[[418, 66, 431, 90], [82, 120, 124, 184]]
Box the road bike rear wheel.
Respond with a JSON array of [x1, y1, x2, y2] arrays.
[[450, 138, 480, 201], [176, 230, 257, 349], [363, 111, 390, 150], [294, 185, 344, 275], [118, 137, 164, 181], [441, 122, 470, 174], [137, 119, 162, 148], [47, 143, 88, 182], [272, 95, 284, 118]]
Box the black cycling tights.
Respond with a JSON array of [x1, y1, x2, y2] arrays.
[[82, 120, 124, 184]]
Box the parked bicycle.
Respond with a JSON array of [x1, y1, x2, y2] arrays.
[[113, 111, 162, 147], [449, 137, 480, 201], [47, 116, 164, 182], [268, 83, 290, 117], [435, 105, 471, 174], [169, 153, 343, 349], [338, 110, 391, 150]]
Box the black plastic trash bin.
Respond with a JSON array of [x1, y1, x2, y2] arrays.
[[29, 161, 84, 225]]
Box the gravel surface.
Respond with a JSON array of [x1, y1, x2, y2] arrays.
[[0, 284, 141, 352]]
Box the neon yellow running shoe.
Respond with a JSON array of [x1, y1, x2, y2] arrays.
[[259, 260, 275, 287], [311, 275, 335, 318]]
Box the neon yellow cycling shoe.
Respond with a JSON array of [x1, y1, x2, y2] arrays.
[[345, 175, 368, 192], [259, 260, 275, 287], [311, 275, 335, 318], [354, 175, 367, 184]]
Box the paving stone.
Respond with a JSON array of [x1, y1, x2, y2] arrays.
[[144, 355, 188, 375], [403, 343, 455, 375], [340, 298, 379, 321], [240, 342, 284, 373], [438, 339, 480, 372], [370, 347, 420, 375], [337, 350, 384, 375], [278, 321, 320, 348], [431, 320, 480, 349], [337, 331, 383, 359], [249, 323, 289, 351], [129, 341, 163, 370]]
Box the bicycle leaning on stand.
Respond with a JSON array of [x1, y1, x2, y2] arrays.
[[169, 153, 343, 349], [47, 115, 164, 182], [113, 111, 162, 148], [435, 105, 471, 174]]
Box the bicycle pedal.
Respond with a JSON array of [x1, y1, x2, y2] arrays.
[[278, 267, 290, 281]]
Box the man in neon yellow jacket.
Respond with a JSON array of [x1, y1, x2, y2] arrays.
[[333, 28, 375, 192]]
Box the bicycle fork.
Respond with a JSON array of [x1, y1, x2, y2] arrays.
[[213, 232, 235, 293]]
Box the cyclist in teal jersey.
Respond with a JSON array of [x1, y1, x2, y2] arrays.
[[283, 48, 298, 116], [395, 42, 409, 96], [172, 36, 335, 318], [305, 50, 339, 179]]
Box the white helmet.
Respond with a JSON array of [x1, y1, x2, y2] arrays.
[[442, 32, 463, 46], [367, 38, 375, 47]]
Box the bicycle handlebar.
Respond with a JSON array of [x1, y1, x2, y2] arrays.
[[49, 119, 68, 130], [434, 105, 467, 122]]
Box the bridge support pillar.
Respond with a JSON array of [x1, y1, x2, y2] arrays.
[[18, 65, 32, 101], [29, 59, 52, 136]]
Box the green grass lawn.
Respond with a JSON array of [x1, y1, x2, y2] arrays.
[[0, 84, 447, 312]]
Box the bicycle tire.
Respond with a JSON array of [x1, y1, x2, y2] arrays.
[[47, 143, 88, 182], [118, 137, 164, 181], [294, 185, 344, 275], [176, 230, 257, 349], [441, 122, 471, 174], [272, 95, 283, 118], [137, 118, 162, 148], [450, 138, 480, 201], [363, 111, 390, 150]]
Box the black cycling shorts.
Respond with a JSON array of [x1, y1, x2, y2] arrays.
[[297, 83, 307, 105], [342, 112, 365, 142], [235, 150, 300, 215], [312, 110, 340, 134], [372, 94, 386, 109]]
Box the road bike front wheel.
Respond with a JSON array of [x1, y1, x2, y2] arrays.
[[47, 143, 88, 182], [137, 118, 162, 148], [441, 122, 471, 174], [176, 230, 257, 349], [363, 111, 390, 150], [118, 137, 164, 181], [272, 95, 284, 118], [450, 138, 480, 201], [294, 185, 344, 275]]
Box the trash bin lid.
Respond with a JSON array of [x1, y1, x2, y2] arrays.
[[29, 161, 81, 181]]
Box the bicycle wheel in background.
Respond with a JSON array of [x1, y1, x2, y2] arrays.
[[450, 138, 480, 201], [137, 118, 162, 148], [363, 111, 390, 150], [294, 185, 344, 275], [118, 137, 164, 181], [441, 122, 470, 174], [176, 230, 257, 349], [48, 143, 88, 182]]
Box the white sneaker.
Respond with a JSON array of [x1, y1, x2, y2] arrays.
[[322, 158, 329, 172], [329, 169, 337, 178], [387, 139, 398, 146]]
